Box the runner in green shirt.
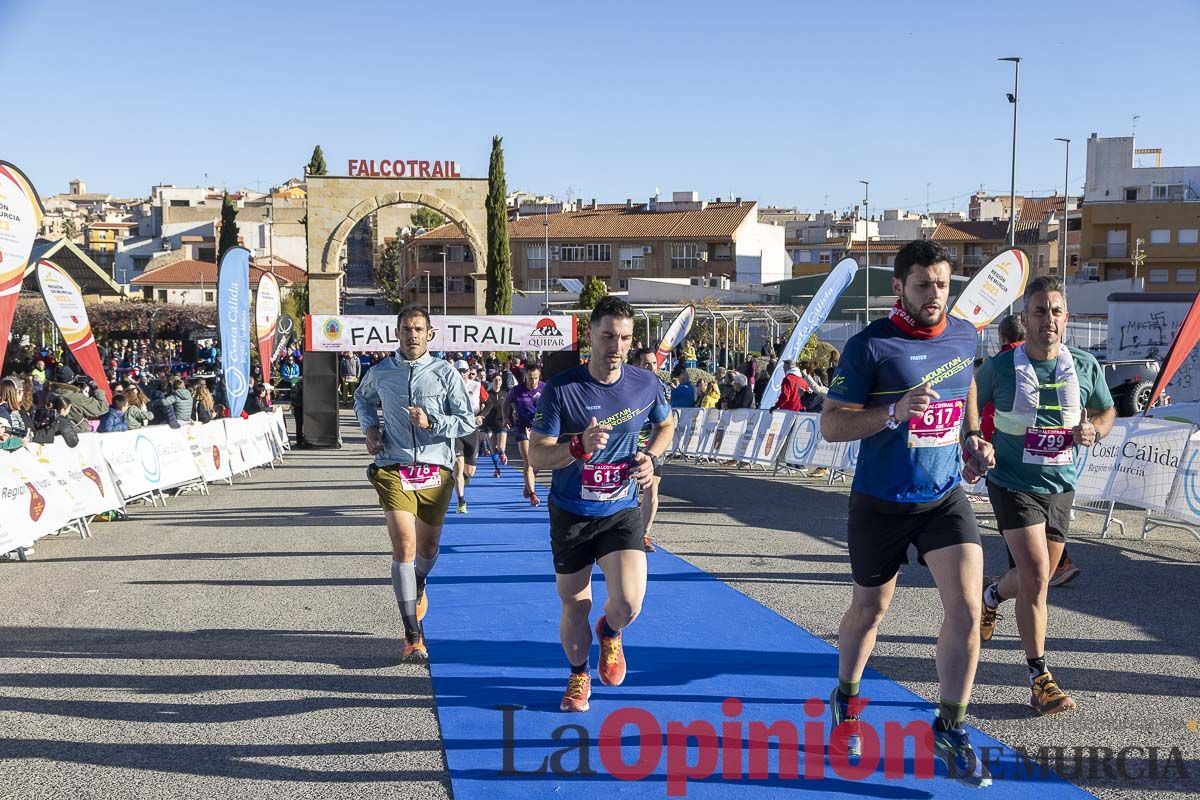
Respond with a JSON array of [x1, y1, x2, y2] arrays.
[[971, 276, 1115, 715]]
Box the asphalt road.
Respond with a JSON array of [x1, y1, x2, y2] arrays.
[[1, 416, 1196, 799]]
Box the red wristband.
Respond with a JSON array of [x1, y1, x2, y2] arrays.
[[569, 434, 593, 461]]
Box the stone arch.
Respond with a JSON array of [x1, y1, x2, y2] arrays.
[[305, 175, 489, 315], [319, 191, 486, 278]]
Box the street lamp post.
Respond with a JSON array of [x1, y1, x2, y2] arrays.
[[544, 208, 550, 309], [1054, 137, 1071, 282], [440, 248, 448, 316], [999, 57, 1021, 248], [859, 179, 870, 319], [423, 270, 431, 310]]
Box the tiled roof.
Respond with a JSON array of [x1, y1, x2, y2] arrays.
[[930, 221, 1010, 242], [1018, 196, 1067, 223], [86, 222, 137, 229], [130, 258, 307, 286], [847, 240, 906, 251], [414, 202, 757, 243]]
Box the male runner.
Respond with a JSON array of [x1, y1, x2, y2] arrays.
[[504, 363, 545, 506], [821, 239, 995, 788], [973, 276, 1114, 714], [354, 307, 475, 662], [632, 346, 671, 552], [453, 361, 486, 514], [528, 297, 674, 712]]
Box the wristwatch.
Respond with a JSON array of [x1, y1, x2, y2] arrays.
[[642, 451, 663, 469], [884, 402, 902, 430]]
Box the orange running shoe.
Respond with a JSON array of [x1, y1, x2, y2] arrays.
[[416, 587, 428, 622], [402, 635, 428, 663], [560, 672, 592, 712], [595, 616, 627, 686], [1030, 671, 1076, 715]]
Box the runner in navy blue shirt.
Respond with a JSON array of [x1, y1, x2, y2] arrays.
[[529, 296, 674, 713], [820, 240, 995, 788]]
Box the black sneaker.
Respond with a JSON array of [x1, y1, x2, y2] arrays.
[[933, 720, 992, 788], [828, 687, 862, 756]]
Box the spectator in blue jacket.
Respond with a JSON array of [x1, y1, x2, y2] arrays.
[[670, 368, 696, 408], [96, 395, 130, 433]]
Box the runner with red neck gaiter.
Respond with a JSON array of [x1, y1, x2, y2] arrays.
[[820, 239, 996, 789]]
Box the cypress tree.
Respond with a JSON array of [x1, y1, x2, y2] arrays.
[[306, 145, 327, 176], [217, 192, 239, 263], [485, 135, 512, 314]]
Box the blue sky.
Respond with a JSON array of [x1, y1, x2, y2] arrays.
[[3, 0, 1197, 213]]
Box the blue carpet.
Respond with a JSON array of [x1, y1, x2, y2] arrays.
[[428, 464, 1094, 799]]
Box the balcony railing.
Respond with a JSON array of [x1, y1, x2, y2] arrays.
[[960, 254, 985, 266], [1090, 244, 1128, 258]]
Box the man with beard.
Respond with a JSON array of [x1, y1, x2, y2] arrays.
[[354, 307, 475, 662], [820, 240, 995, 788], [529, 297, 674, 712]]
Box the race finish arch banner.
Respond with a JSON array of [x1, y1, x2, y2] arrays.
[[305, 314, 578, 353], [255, 273, 281, 379], [36, 259, 112, 401], [218, 247, 252, 417], [0, 160, 44, 370], [760, 257, 858, 409], [949, 247, 1030, 330]]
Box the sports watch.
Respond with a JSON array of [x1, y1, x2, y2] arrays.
[[885, 402, 902, 430]]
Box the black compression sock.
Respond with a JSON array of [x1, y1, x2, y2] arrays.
[[600, 618, 618, 638], [1027, 655, 1047, 681], [570, 660, 588, 675]]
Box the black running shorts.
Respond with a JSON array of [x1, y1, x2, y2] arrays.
[[455, 431, 479, 466], [549, 504, 644, 575], [846, 486, 982, 587], [986, 479, 1072, 543]]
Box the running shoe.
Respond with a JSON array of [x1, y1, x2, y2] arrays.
[[500, 453, 509, 466], [828, 687, 862, 756], [1049, 557, 1081, 588], [933, 721, 992, 788], [457, 500, 468, 514], [595, 616, 627, 686], [560, 672, 592, 712], [980, 584, 1001, 643], [493, 467, 501, 478], [416, 587, 428, 622], [643, 535, 655, 553], [402, 634, 428, 663], [1030, 671, 1076, 715]]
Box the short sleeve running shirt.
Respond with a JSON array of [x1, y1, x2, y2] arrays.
[[533, 365, 670, 516], [506, 381, 544, 428], [827, 314, 978, 504], [975, 345, 1113, 494]]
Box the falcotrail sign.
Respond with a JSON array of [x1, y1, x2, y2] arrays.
[[305, 314, 578, 353]]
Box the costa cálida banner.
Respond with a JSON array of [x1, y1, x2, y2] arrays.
[[36, 259, 112, 401], [254, 273, 281, 379], [655, 305, 695, 369], [304, 314, 578, 353], [218, 247, 251, 417], [0, 160, 44, 370], [949, 247, 1030, 330], [760, 257, 858, 410]]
